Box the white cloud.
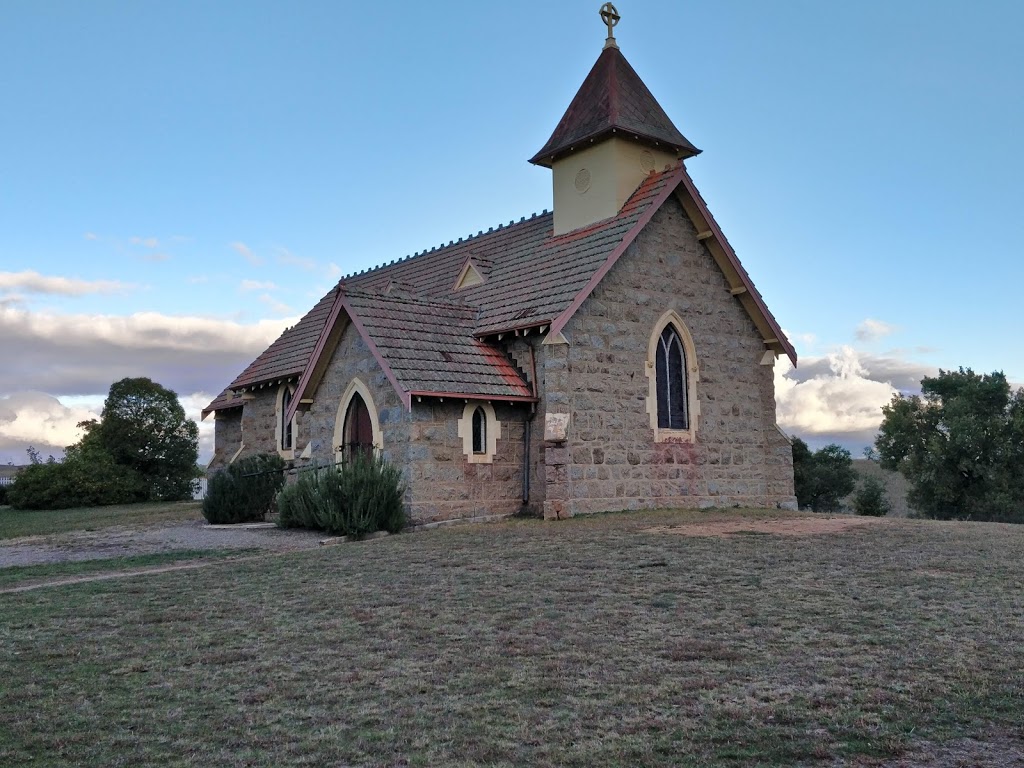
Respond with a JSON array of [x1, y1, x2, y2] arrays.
[[0, 270, 131, 297], [130, 236, 160, 249], [231, 241, 262, 266], [855, 318, 897, 342], [83, 232, 98, 241], [0, 391, 220, 465], [0, 392, 101, 463], [0, 304, 294, 397], [240, 279, 278, 292], [774, 345, 939, 453]]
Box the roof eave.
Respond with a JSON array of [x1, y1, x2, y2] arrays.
[[529, 128, 701, 168]]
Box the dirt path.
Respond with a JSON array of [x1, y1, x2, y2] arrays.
[[0, 518, 323, 569], [0, 550, 291, 594]]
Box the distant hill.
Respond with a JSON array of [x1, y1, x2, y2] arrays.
[[843, 459, 912, 517]]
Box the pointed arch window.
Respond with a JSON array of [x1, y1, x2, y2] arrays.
[[280, 386, 294, 451], [656, 325, 688, 430], [276, 383, 297, 457], [646, 312, 699, 442], [471, 407, 487, 454]]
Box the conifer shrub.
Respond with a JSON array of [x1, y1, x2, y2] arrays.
[[277, 452, 406, 538], [202, 453, 286, 524]]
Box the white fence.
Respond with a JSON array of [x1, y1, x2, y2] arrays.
[[0, 476, 15, 488]]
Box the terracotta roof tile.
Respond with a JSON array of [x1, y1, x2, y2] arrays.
[[529, 47, 699, 167], [219, 164, 793, 406]]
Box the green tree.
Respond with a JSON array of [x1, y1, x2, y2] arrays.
[[852, 476, 891, 517], [876, 368, 1024, 521], [92, 378, 200, 501], [7, 378, 199, 510], [792, 438, 856, 513]]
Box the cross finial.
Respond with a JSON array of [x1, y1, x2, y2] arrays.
[[600, 3, 620, 50]]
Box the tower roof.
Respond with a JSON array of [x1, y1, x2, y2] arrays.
[[529, 45, 700, 168]]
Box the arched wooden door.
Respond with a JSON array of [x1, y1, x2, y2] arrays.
[[342, 393, 374, 459]]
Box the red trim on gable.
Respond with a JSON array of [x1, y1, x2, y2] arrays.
[[677, 169, 798, 367], [286, 286, 411, 425]]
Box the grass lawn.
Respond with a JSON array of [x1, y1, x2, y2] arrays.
[[0, 500, 202, 540], [1, 508, 1022, 766]]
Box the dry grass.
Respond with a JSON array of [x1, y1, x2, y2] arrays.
[[1, 508, 1022, 766], [0, 501, 202, 541]]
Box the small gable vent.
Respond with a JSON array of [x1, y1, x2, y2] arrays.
[[453, 259, 486, 291]]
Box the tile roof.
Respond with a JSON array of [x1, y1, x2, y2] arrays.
[[201, 389, 245, 419], [529, 46, 700, 167], [344, 290, 533, 400], [210, 163, 794, 416]]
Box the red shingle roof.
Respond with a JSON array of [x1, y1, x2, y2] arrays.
[[209, 162, 795, 417], [529, 46, 700, 167]]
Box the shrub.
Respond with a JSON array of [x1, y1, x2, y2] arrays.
[[852, 475, 891, 517], [7, 450, 146, 510], [202, 454, 286, 524], [792, 438, 856, 512], [0, 483, 8, 506], [277, 453, 406, 538]]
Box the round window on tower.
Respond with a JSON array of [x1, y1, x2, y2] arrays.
[[574, 168, 592, 194]]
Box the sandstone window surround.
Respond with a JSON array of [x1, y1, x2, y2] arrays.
[[645, 310, 700, 443], [276, 383, 297, 459], [458, 402, 501, 463], [333, 378, 383, 463]]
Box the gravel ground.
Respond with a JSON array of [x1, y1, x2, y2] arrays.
[[0, 519, 324, 568]]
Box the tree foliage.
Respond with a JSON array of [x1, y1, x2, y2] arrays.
[[792, 438, 856, 513], [7, 378, 199, 510], [852, 475, 891, 517], [875, 368, 1024, 522]]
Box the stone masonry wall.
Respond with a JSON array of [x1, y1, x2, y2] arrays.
[[302, 323, 408, 468], [405, 400, 531, 524], [208, 408, 242, 470], [544, 195, 796, 517], [504, 337, 547, 517]]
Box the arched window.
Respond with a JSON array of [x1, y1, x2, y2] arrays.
[[458, 402, 501, 463], [645, 312, 699, 442], [280, 386, 294, 451], [471, 406, 486, 454], [656, 325, 688, 430], [342, 393, 374, 459], [276, 383, 297, 456]]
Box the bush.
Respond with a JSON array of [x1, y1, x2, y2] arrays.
[[852, 476, 891, 517], [0, 483, 8, 506], [278, 453, 406, 538], [7, 451, 147, 510], [792, 438, 856, 513], [202, 454, 286, 524]]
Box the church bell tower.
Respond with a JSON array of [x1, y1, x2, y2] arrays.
[[530, 4, 701, 236]]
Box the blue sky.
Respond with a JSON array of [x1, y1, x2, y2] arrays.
[[1, 0, 1022, 463]]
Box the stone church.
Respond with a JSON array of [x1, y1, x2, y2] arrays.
[[204, 6, 798, 523]]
